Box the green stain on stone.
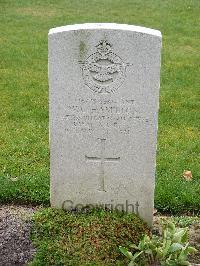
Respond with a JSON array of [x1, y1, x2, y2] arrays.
[[79, 40, 87, 61]]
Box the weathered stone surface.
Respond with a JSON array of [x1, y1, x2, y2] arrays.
[[49, 23, 162, 226]]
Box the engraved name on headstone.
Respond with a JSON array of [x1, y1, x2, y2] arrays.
[[49, 23, 162, 225]]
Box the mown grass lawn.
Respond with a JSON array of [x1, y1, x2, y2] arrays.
[[0, 0, 199, 213]]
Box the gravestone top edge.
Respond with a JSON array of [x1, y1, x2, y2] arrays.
[[49, 23, 162, 38]]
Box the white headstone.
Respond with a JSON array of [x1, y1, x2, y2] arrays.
[[49, 23, 162, 226]]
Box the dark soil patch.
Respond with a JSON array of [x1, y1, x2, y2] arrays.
[[188, 221, 200, 264], [0, 205, 38, 266]]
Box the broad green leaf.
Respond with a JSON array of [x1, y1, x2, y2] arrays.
[[156, 247, 164, 258], [119, 246, 134, 260], [186, 246, 197, 253], [168, 243, 183, 253], [130, 243, 140, 250], [181, 230, 188, 243], [173, 229, 187, 243], [163, 239, 172, 257], [138, 238, 145, 250], [176, 260, 190, 266], [128, 261, 136, 266], [168, 222, 176, 232], [144, 249, 153, 255], [178, 249, 187, 261]]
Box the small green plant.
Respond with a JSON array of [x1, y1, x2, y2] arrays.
[[119, 222, 197, 266], [172, 216, 198, 227]]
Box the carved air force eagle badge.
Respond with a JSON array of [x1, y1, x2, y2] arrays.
[[81, 40, 131, 94]]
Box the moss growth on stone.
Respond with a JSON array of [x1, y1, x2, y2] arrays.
[[30, 208, 149, 265]]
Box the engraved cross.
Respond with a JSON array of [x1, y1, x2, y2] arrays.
[[85, 139, 120, 192]]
